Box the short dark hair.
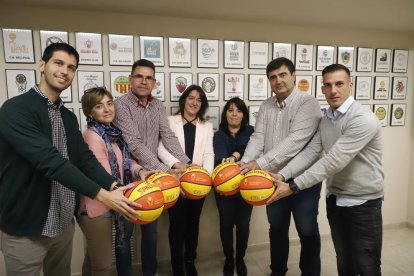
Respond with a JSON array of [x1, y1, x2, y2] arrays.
[[42, 43, 79, 68], [81, 87, 113, 118], [176, 85, 209, 121], [266, 57, 295, 78], [322, 63, 351, 79], [131, 59, 155, 74], [219, 97, 249, 135]]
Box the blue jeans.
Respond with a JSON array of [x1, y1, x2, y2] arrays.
[[326, 196, 382, 276], [140, 220, 158, 276], [114, 212, 134, 276], [215, 191, 253, 260], [267, 182, 321, 276]]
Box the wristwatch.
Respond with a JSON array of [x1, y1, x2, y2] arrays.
[[288, 179, 300, 195]]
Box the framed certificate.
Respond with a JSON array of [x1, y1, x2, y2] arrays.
[[248, 106, 260, 127], [390, 104, 406, 126], [170, 72, 193, 101], [295, 75, 313, 96], [110, 71, 131, 99], [356, 47, 373, 72], [248, 74, 268, 101], [373, 77, 390, 100], [374, 48, 392, 72], [355, 76, 372, 100], [108, 34, 134, 66], [77, 71, 104, 101], [337, 46, 354, 71], [391, 76, 408, 100], [75, 32, 102, 65], [2, 28, 35, 63], [315, 75, 325, 100], [60, 87, 72, 103], [198, 73, 219, 101], [206, 106, 220, 131], [140, 36, 164, 66], [151, 72, 165, 101], [249, 41, 269, 69], [168, 37, 192, 67], [273, 43, 293, 60], [373, 104, 389, 127], [392, 49, 409, 73], [79, 108, 88, 132], [197, 39, 219, 68], [295, 44, 313, 71], [224, 40, 245, 68], [6, 69, 36, 98], [316, 45, 334, 71], [40, 30, 68, 54], [224, 73, 244, 100]]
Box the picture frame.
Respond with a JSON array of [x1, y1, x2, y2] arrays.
[[168, 37, 192, 67], [373, 76, 390, 100], [151, 72, 165, 101], [355, 76, 372, 100], [315, 75, 325, 100], [108, 34, 134, 66], [391, 76, 408, 100], [110, 71, 131, 99], [390, 104, 406, 126], [337, 46, 355, 71], [2, 28, 35, 63], [40, 30, 68, 54], [198, 73, 219, 101], [60, 86, 73, 103], [248, 74, 268, 101], [273, 43, 293, 60], [392, 49, 409, 73], [77, 71, 104, 102], [356, 47, 373, 72], [206, 106, 220, 132], [6, 69, 36, 98], [140, 36, 164, 66], [249, 41, 269, 69], [75, 32, 103, 65], [79, 108, 88, 132], [374, 48, 392, 72], [248, 105, 260, 127], [295, 75, 313, 96], [224, 40, 245, 69], [295, 44, 313, 71], [197, 39, 219, 68], [170, 72, 193, 101], [316, 45, 335, 71], [224, 73, 244, 100], [373, 104, 389, 127]]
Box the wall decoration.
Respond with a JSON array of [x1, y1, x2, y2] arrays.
[[355, 76, 372, 100], [60, 87, 72, 103], [224, 73, 244, 100], [316, 45, 334, 71], [224, 40, 244, 68], [356, 47, 373, 72], [248, 105, 260, 127], [108, 34, 134, 66], [392, 49, 409, 73], [295, 75, 313, 96], [390, 103, 406, 126], [77, 71, 104, 101], [206, 106, 220, 131], [373, 76, 390, 100], [249, 41, 269, 69], [373, 104, 389, 127], [315, 75, 325, 100], [170, 72, 193, 101], [197, 39, 219, 68], [391, 76, 408, 100], [337, 46, 354, 71], [151, 72, 165, 101], [273, 43, 293, 60], [375, 48, 392, 72], [295, 44, 313, 70], [6, 69, 36, 98], [140, 36, 164, 66], [198, 73, 219, 101], [79, 108, 88, 132], [40, 30, 68, 54], [168, 37, 191, 67], [75, 32, 102, 65], [110, 71, 131, 99], [2, 28, 35, 63], [248, 74, 268, 100]]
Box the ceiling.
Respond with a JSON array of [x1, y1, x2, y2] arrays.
[[2, 0, 414, 33]]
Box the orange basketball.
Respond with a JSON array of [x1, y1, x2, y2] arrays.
[[239, 170, 275, 206], [124, 181, 165, 224], [211, 162, 244, 195], [180, 165, 212, 200], [146, 172, 180, 209]]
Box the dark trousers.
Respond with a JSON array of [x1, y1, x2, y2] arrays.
[[114, 212, 134, 276], [267, 183, 321, 276], [168, 196, 205, 268], [140, 220, 158, 276], [215, 191, 253, 260], [326, 196, 383, 276]]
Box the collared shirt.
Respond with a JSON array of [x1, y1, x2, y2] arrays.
[[33, 85, 75, 237]]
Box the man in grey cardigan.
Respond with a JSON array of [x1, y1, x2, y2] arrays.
[[270, 63, 384, 275]]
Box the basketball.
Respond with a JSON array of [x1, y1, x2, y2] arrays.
[[211, 162, 244, 195], [124, 181, 165, 224], [180, 165, 212, 199], [239, 170, 275, 206], [146, 172, 180, 209]]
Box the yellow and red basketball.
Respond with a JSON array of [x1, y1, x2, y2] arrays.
[[239, 170, 275, 206], [146, 172, 180, 209], [180, 165, 212, 200], [124, 181, 165, 224], [211, 162, 244, 195]]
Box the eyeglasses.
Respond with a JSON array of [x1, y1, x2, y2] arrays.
[[130, 74, 156, 82], [84, 86, 108, 94]]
